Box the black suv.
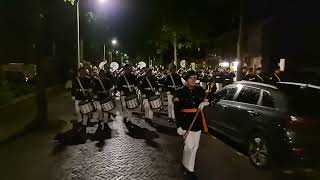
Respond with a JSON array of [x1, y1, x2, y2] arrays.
[[204, 81, 320, 169]]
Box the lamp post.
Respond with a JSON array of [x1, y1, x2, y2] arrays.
[[76, 0, 108, 69], [109, 38, 117, 63], [76, 0, 80, 69]]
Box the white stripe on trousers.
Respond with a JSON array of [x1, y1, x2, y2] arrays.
[[183, 130, 201, 172]]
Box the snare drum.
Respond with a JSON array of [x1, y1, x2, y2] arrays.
[[149, 95, 162, 109], [100, 97, 115, 112], [78, 100, 95, 114], [125, 94, 139, 109]]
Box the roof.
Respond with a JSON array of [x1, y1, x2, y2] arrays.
[[234, 81, 278, 90], [277, 82, 320, 90]]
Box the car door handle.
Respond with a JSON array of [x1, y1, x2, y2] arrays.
[[247, 110, 258, 116]]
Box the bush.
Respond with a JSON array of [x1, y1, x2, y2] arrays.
[[0, 85, 14, 106]]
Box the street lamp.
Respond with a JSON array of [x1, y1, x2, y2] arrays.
[[112, 39, 117, 46], [76, 0, 107, 70]]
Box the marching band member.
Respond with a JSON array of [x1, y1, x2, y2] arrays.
[[71, 67, 94, 132], [164, 65, 183, 122], [215, 66, 225, 91], [139, 68, 159, 125], [93, 70, 113, 130], [174, 70, 210, 179], [117, 64, 138, 123], [269, 66, 282, 84], [252, 67, 266, 83], [223, 67, 236, 86]]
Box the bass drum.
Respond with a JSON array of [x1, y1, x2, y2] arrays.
[[125, 94, 139, 109], [100, 97, 115, 112], [78, 100, 95, 114], [149, 95, 162, 109]]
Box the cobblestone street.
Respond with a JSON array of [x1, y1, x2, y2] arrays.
[[52, 113, 184, 180]]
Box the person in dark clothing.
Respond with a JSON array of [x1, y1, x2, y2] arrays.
[[164, 65, 184, 122], [139, 68, 160, 124], [71, 67, 95, 131], [223, 67, 236, 86], [117, 64, 139, 123], [269, 66, 282, 84], [243, 67, 255, 81], [252, 67, 266, 83], [215, 66, 225, 91], [174, 70, 209, 179]]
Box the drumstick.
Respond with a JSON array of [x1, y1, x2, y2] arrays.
[[183, 83, 213, 140]]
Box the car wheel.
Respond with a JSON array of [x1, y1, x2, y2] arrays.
[[248, 135, 271, 169]]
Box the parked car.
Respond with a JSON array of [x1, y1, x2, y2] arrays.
[[204, 81, 320, 169]]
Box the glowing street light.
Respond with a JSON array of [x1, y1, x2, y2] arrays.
[[112, 39, 117, 46], [99, 0, 108, 3]]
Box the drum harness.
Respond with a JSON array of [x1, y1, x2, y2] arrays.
[[77, 78, 87, 97], [145, 76, 156, 93], [77, 78, 94, 116], [169, 74, 177, 91], [123, 74, 133, 92], [98, 78, 110, 97]]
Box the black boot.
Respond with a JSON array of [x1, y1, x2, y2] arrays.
[[182, 166, 197, 180], [145, 118, 154, 127], [71, 121, 82, 131]]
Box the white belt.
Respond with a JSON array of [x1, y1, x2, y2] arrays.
[[144, 88, 152, 90]]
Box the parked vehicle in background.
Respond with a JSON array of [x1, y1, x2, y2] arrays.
[[204, 81, 320, 169]]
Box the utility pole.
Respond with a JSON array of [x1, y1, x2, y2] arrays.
[[30, 0, 48, 128], [173, 32, 177, 66], [103, 44, 106, 61], [77, 0, 81, 70], [236, 0, 245, 80]]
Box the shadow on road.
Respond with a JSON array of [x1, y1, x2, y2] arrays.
[[124, 120, 159, 148]]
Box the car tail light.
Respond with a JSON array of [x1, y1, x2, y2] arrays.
[[292, 147, 304, 157], [286, 115, 320, 129], [286, 116, 305, 130]]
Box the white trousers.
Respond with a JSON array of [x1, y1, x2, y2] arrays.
[[143, 99, 153, 120], [75, 100, 89, 125], [167, 93, 175, 119], [182, 130, 201, 172], [121, 96, 132, 121], [216, 83, 223, 92]]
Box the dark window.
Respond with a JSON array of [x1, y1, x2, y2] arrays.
[[216, 86, 238, 100], [262, 91, 275, 108], [280, 84, 320, 118], [236, 86, 260, 105]]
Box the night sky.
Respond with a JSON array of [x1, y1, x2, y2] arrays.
[[1, 0, 319, 63]]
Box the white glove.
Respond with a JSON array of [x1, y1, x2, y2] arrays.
[[72, 96, 75, 100], [198, 101, 210, 110], [177, 127, 186, 136]]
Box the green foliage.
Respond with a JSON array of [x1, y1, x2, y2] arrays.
[[0, 81, 14, 106], [0, 71, 34, 106]]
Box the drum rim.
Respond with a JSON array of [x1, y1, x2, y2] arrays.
[[148, 95, 161, 101]]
